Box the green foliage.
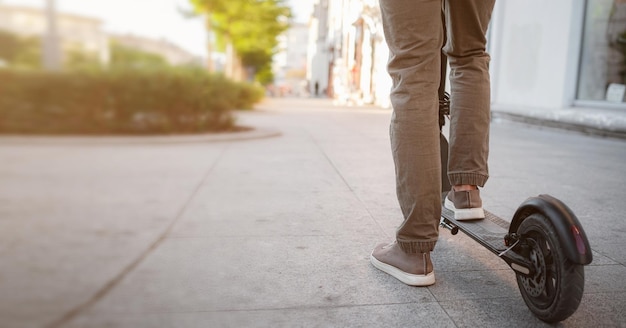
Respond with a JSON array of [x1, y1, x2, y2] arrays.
[[190, 0, 291, 83], [109, 41, 170, 70], [0, 30, 42, 69], [0, 68, 264, 134], [0, 30, 21, 63], [0, 30, 175, 72], [255, 64, 275, 85], [65, 48, 102, 71]]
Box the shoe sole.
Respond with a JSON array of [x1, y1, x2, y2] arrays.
[[444, 198, 485, 221], [370, 254, 435, 286]]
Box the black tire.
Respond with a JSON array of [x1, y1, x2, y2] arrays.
[[515, 213, 585, 323]]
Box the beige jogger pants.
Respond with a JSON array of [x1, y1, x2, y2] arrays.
[[379, 0, 496, 253]]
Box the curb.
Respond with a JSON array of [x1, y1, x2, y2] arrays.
[[0, 127, 282, 145], [492, 112, 626, 140]]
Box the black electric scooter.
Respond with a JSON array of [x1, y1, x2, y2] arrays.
[[437, 51, 592, 322]]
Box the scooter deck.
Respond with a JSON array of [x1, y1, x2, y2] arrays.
[[441, 207, 510, 253]]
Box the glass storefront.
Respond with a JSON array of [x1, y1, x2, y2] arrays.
[[578, 0, 626, 105]]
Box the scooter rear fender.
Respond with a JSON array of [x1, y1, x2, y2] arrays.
[[510, 195, 592, 265]]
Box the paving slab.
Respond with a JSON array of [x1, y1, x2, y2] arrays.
[[66, 303, 457, 328], [68, 235, 434, 314], [170, 189, 382, 238], [439, 298, 554, 328], [0, 143, 228, 327], [0, 98, 625, 327]]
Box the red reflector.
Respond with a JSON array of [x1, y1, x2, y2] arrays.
[[571, 226, 586, 254]]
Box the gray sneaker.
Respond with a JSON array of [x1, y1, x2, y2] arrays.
[[370, 241, 435, 286], [444, 189, 485, 220]]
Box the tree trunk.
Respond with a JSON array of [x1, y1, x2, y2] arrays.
[[204, 15, 214, 72], [43, 0, 62, 70], [225, 41, 235, 79], [225, 41, 245, 81]]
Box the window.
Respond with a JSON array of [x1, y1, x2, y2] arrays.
[[578, 0, 626, 105]]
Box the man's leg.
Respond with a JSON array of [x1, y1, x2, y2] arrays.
[[443, 0, 495, 220], [371, 0, 442, 286]]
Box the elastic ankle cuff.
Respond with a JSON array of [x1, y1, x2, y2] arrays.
[[448, 173, 489, 187], [397, 239, 436, 253]]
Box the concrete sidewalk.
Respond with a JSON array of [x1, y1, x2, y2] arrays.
[[1, 98, 625, 328]]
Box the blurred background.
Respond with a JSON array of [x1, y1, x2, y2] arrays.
[[1, 0, 626, 135], [0, 0, 313, 73], [0, 0, 313, 134]]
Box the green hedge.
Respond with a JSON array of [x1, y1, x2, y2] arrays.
[[0, 68, 264, 134]]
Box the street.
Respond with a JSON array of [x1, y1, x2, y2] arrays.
[[1, 97, 625, 327]]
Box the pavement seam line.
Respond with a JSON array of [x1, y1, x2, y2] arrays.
[[307, 131, 391, 239], [45, 145, 230, 328], [79, 301, 442, 316]]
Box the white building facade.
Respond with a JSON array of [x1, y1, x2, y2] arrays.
[[490, 0, 626, 113], [111, 33, 201, 67], [309, 0, 626, 113], [307, 0, 391, 106], [307, 0, 332, 97], [0, 4, 202, 69], [274, 22, 309, 96], [0, 4, 109, 65]]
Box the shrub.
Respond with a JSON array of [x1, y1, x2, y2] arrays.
[[0, 68, 264, 134]]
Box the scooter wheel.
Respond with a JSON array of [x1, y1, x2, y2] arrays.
[[515, 213, 584, 323]]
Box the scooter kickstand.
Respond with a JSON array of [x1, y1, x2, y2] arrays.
[[498, 239, 520, 257], [440, 218, 459, 235]]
